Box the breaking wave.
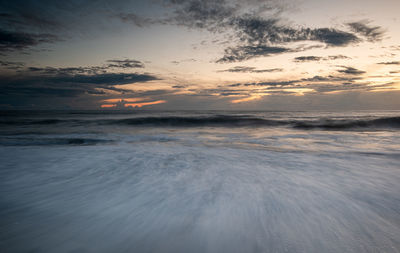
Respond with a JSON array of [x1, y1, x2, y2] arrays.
[[1, 115, 400, 129], [292, 116, 400, 129], [115, 115, 400, 129]]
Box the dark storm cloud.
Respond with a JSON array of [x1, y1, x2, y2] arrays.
[[377, 61, 400, 65], [218, 66, 283, 73], [337, 66, 366, 75], [347, 20, 385, 42], [216, 45, 291, 63], [0, 29, 59, 52]]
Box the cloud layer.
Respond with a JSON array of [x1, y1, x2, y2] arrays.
[[0, 59, 158, 107], [117, 0, 386, 63]]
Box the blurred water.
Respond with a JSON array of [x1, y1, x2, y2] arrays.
[[1, 110, 400, 253]]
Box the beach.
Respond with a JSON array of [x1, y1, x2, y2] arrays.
[[1, 110, 400, 252]]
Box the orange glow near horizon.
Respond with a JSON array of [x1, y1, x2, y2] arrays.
[[101, 104, 117, 108], [102, 98, 148, 103], [231, 95, 262, 104], [100, 100, 166, 108], [124, 100, 166, 108]]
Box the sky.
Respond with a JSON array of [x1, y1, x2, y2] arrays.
[[1, 0, 400, 110]]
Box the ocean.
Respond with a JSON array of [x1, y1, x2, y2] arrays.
[[1, 110, 400, 253]]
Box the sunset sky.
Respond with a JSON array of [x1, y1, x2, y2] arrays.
[[1, 0, 400, 110]]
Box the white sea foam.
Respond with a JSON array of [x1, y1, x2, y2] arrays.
[[1, 111, 400, 252]]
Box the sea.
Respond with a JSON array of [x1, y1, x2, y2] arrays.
[[1, 110, 400, 253]]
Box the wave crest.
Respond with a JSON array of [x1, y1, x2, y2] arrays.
[[1, 115, 400, 129]]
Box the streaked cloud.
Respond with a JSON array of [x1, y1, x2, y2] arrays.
[[347, 20, 385, 42], [218, 66, 283, 73], [377, 61, 400, 65], [0, 29, 59, 52], [106, 59, 145, 69], [0, 60, 24, 69], [294, 55, 351, 62], [0, 0, 398, 110], [294, 56, 323, 62], [118, 1, 385, 63], [23, 59, 145, 76], [337, 66, 366, 75], [217, 46, 291, 63]]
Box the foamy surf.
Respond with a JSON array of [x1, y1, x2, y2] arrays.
[[1, 110, 400, 253]]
